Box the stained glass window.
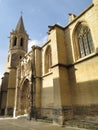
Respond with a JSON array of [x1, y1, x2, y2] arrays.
[[76, 22, 94, 58]]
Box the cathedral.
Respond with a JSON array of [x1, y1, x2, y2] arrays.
[[1, 0, 98, 125]]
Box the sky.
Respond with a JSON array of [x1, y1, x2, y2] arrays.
[[0, 0, 92, 85]]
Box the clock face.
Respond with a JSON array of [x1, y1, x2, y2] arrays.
[[11, 53, 20, 67]]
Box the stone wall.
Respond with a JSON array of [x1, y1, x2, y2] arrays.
[[0, 72, 9, 115]]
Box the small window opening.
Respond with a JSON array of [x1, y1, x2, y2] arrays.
[[20, 56, 22, 59], [13, 37, 17, 46], [20, 38, 24, 47]]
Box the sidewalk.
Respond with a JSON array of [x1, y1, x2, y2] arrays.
[[0, 117, 87, 130]]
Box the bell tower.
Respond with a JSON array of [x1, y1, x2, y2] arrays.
[[6, 16, 28, 72], [5, 16, 29, 116]]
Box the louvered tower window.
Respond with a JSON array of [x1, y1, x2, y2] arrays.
[[20, 38, 24, 47], [13, 37, 17, 46]]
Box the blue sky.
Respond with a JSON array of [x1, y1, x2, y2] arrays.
[[0, 0, 92, 84]]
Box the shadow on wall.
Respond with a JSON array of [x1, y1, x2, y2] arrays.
[[68, 66, 98, 119], [68, 66, 98, 104], [0, 73, 9, 115]]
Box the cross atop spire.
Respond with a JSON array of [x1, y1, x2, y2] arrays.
[[15, 16, 26, 33]]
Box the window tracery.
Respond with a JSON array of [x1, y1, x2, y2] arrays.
[[75, 22, 94, 59]]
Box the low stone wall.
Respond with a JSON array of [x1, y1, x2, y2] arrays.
[[73, 104, 98, 120], [40, 108, 53, 121], [64, 104, 98, 129], [39, 106, 73, 125]]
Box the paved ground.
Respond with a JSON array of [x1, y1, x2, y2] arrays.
[[0, 118, 87, 130]]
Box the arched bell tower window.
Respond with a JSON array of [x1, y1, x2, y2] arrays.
[[13, 37, 17, 46], [20, 38, 24, 47], [44, 46, 52, 73], [74, 22, 94, 60], [20, 56, 22, 59]]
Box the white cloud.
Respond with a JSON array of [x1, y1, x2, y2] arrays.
[[41, 35, 47, 43], [28, 35, 47, 51], [28, 39, 39, 51]]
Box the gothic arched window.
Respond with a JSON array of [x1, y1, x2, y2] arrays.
[[20, 38, 24, 47], [13, 37, 17, 46], [75, 22, 94, 59], [44, 46, 52, 73]]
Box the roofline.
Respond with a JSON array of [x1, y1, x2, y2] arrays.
[[42, 40, 51, 48], [64, 4, 94, 29], [48, 24, 64, 32], [27, 4, 94, 50]]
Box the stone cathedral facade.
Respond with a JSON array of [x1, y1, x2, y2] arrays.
[[1, 0, 98, 125]]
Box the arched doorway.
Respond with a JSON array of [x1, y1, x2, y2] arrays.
[[21, 79, 30, 114]]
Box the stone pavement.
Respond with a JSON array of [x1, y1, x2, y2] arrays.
[[0, 118, 87, 130]]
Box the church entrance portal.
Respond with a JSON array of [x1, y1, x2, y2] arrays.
[[21, 79, 30, 115]]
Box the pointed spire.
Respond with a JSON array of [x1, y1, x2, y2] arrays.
[[15, 16, 26, 33]]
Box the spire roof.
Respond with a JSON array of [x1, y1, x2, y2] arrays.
[[15, 16, 26, 33]]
